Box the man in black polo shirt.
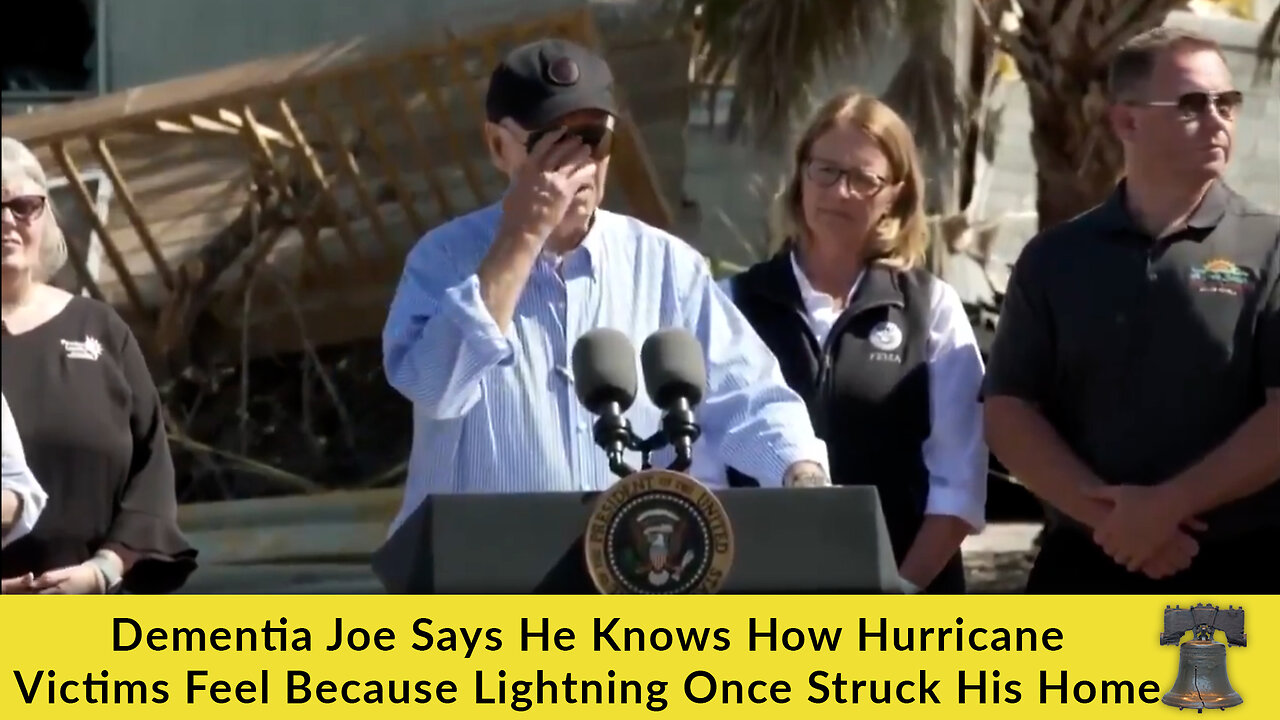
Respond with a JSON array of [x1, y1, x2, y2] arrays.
[[983, 27, 1279, 593]]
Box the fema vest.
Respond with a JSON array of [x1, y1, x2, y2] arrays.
[[728, 249, 964, 591]]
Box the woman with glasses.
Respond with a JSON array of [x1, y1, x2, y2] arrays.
[[0, 137, 196, 594], [717, 89, 988, 593]]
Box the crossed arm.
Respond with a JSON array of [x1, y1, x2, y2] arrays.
[[984, 249, 1280, 577]]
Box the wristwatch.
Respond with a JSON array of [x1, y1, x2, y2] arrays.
[[88, 555, 124, 593]]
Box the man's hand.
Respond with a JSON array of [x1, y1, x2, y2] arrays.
[[1083, 484, 1206, 572], [30, 562, 106, 595], [783, 461, 830, 487], [1, 573, 36, 594], [498, 124, 597, 244], [1136, 532, 1201, 579]]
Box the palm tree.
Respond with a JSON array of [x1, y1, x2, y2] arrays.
[[1258, 2, 1280, 83], [675, 0, 1266, 232]]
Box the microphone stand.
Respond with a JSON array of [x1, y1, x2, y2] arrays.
[[592, 403, 703, 478], [661, 398, 701, 473], [593, 405, 638, 477]]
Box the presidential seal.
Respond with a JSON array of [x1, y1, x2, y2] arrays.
[[584, 469, 734, 594]]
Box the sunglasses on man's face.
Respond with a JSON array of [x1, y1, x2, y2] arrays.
[[525, 123, 614, 158], [0, 195, 47, 221], [1131, 90, 1244, 121]]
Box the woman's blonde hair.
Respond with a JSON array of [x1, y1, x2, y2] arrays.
[[1, 136, 67, 280], [769, 88, 929, 269]]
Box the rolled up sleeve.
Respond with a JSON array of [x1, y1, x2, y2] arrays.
[[2, 394, 47, 548], [921, 283, 989, 532], [683, 261, 829, 486], [383, 233, 518, 420]]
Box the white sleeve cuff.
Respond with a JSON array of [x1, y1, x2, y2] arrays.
[[924, 483, 986, 534], [766, 437, 831, 487]]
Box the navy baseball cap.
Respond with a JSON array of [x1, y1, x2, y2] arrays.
[[485, 38, 618, 130]]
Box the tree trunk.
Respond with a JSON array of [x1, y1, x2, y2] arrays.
[[1025, 77, 1124, 230], [1008, 0, 1187, 230]]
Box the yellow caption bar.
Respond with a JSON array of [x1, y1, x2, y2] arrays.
[[2, 595, 1276, 718]]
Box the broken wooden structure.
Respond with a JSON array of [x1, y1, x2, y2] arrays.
[[3, 4, 687, 374]]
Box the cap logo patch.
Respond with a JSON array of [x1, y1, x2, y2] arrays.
[[547, 57, 580, 86]]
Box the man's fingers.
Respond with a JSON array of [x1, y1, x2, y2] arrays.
[[1082, 485, 1118, 501], [1142, 546, 1193, 579], [29, 571, 67, 589], [540, 135, 588, 171], [562, 161, 598, 189], [527, 127, 568, 164], [1, 574, 35, 594], [1182, 517, 1208, 532], [1172, 530, 1201, 556]]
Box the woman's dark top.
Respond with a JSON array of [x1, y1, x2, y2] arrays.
[[725, 248, 969, 593], [1, 295, 197, 592]]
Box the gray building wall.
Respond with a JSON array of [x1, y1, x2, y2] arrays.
[[102, 0, 578, 89]]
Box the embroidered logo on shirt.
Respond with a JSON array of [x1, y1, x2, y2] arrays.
[[1189, 258, 1253, 296], [61, 335, 103, 361], [869, 321, 904, 351]]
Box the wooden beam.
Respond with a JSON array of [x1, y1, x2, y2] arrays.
[[308, 85, 397, 260], [235, 105, 330, 281], [416, 51, 488, 205], [87, 135, 176, 290], [376, 66, 454, 222], [2, 7, 593, 147], [50, 143, 148, 315], [275, 98, 369, 274]]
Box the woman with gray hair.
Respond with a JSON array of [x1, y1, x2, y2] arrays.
[[1, 136, 196, 593]]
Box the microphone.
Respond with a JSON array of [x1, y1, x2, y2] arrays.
[[571, 328, 640, 478], [640, 328, 706, 473]]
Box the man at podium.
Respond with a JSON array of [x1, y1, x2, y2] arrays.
[[382, 38, 829, 536]]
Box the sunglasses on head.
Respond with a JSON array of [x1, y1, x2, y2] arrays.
[[0, 195, 46, 221], [1131, 90, 1243, 120], [525, 123, 614, 158]]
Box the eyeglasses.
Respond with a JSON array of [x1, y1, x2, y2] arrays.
[[803, 159, 890, 198], [525, 123, 615, 159], [0, 195, 46, 221], [1129, 90, 1244, 121]]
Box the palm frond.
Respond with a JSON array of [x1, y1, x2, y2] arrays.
[[1256, 2, 1280, 85], [676, 0, 897, 144]]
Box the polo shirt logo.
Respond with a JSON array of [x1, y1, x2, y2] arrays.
[[1189, 258, 1253, 296], [61, 336, 103, 361]]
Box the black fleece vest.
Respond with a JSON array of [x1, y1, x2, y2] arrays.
[[727, 250, 965, 592]]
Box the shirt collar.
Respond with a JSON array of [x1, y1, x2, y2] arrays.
[[531, 211, 606, 279], [1096, 178, 1231, 236], [788, 247, 863, 311]]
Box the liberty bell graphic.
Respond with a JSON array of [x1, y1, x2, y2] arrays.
[[1160, 603, 1245, 712]]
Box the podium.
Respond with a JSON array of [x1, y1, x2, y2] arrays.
[[371, 485, 905, 593]]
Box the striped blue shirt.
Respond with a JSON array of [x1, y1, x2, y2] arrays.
[[382, 203, 828, 534]]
